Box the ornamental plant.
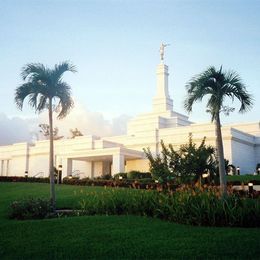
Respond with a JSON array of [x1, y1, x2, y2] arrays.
[[77, 187, 260, 227], [9, 198, 52, 220], [144, 134, 216, 184]]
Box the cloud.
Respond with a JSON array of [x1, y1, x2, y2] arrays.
[[36, 102, 131, 138], [0, 102, 131, 145], [0, 113, 32, 145]]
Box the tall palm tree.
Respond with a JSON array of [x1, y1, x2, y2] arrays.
[[15, 61, 76, 210], [184, 66, 253, 195]]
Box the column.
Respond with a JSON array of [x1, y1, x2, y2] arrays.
[[1, 160, 4, 176], [6, 160, 9, 176], [62, 158, 72, 177], [85, 161, 94, 179], [112, 154, 125, 175], [90, 162, 94, 179], [102, 161, 112, 176]]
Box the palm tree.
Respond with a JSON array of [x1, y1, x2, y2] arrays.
[[15, 61, 76, 210], [184, 66, 253, 195]]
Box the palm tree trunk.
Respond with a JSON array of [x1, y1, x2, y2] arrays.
[[215, 113, 227, 196], [48, 98, 56, 211]]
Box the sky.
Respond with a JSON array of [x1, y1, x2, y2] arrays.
[[0, 0, 259, 145]]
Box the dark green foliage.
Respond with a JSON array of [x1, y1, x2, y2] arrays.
[[227, 175, 260, 185], [143, 146, 171, 182], [9, 198, 52, 220], [77, 187, 260, 227], [101, 174, 112, 180], [113, 172, 127, 179], [15, 62, 76, 118], [126, 170, 151, 179], [144, 135, 216, 183], [62, 177, 160, 190], [184, 66, 253, 195], [184, 66, 253, 122], [0, 176, 49, 183]]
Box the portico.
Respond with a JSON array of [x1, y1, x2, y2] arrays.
[[58, 147, 144, 178]]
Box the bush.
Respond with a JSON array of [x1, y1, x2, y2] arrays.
[[62, 177, 134, 188], [113, 172, 127, 180], [126, 171, 151, 179], [0, 176, 49, 183], [78, 187, 260, 227], [9, 198, 52, 220], [144, 135, 216, 184], [101, 174, 112, 180]]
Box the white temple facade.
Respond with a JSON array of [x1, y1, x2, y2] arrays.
[[1, 51, 260, 178]]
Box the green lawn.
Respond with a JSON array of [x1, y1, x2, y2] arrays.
[[0, 182, 259, 259], [227, 174, 260, 183]]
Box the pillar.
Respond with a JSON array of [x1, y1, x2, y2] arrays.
[[6, 160, 9, 176], [62, 158, 72, 177], [85, 161, 94, 179], [102, 161, 112, 176], [1, 160, 4, 176], [112, 154, 125, 175]]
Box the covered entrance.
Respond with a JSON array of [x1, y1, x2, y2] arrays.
[[57, 147, 144, 178]]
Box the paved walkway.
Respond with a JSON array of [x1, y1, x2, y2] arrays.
[[233, 185, 260, 191]]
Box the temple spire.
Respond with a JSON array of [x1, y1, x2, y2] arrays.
[[152, 43, 173, 113]]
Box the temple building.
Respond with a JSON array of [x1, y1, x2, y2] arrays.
[[0, 47, 259, 177]]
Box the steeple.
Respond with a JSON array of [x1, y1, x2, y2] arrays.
[[152, 43, 173, 113]]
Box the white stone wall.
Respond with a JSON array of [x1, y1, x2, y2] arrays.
[[29, 154, 49, 177], [126, 159, 150, 172], [231, 140, 256, 174], [255, 139, 260, 169]]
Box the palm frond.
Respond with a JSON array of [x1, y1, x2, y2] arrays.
[[21, 63, 51, 83], [223, 70, 253, 113], [16, 61, 76, 117], [51, 61, 77, 83], [184, 65, 253, 120], [14, 82, 39, 110], [54, 81, 74, 119]]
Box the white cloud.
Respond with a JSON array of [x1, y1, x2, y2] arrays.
[[0, 102, 131, 145], [37, 102, 131, 138], [0, 113, 32, 145]]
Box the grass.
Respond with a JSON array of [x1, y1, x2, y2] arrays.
[[227, 174, 260, 183], [0, 182, 260, 259]]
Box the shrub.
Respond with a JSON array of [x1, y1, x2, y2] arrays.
[[0, 176, 49, 183], [101, 174, 112, 180], [9, 198, 52, 220], [144, 135, 216, 184], [113, 172, 127, 179], [126, 171, 151, 179], [78, 189, 159, 217], [78, 187, 260, 227]]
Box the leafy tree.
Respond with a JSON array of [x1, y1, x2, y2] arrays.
[[144, 145, 171, 182], [184, 66, 253, 195], [14, 61, 76, 210], [39, 123, 63, 140], [177, 135, 216, 183], [144, 135, 216, 184], [70, 128, 83, 138]]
